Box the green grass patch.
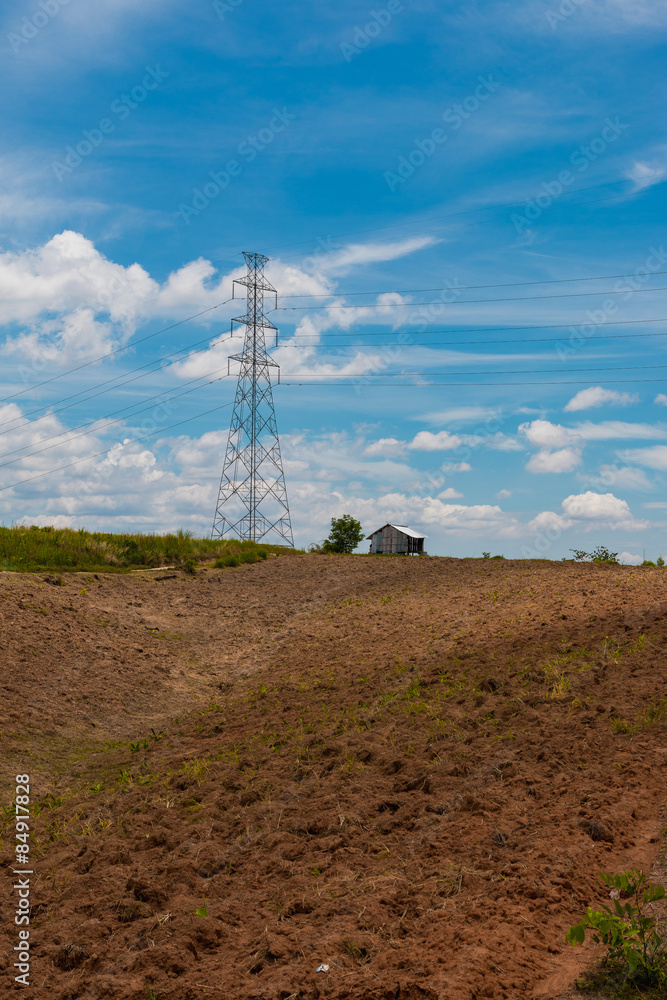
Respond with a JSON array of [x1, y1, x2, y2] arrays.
[[0, 525, 299, 573]]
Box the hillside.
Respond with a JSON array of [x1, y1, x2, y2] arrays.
[[0, 555, 665, 999]]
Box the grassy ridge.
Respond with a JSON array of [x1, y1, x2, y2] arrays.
[[0, 525, 300, 573]]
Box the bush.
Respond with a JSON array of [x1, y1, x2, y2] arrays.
[[570, 546, 619, 564], [566, 869, 666, 990], [214, 555, 240, 569]]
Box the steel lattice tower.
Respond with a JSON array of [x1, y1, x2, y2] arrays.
[[211, 251, 294, 546]]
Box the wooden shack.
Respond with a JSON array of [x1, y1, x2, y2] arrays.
[[366, 523, 426, 555]]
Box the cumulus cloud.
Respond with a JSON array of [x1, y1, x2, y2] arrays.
[[564, 386, 639, 412], [618, 552, 643, 565], [0, 230, 435, 376], [409, 430, 463, 451], [528, 491, 649, 540], [519, 419, 579, 449], [561, 491, 647, 529], [526, 446, 582, 473], [438, 487, 463, 499], [527, 509, 571, 533], [655, 394, 667, 406], [496, 488, 512, 499]]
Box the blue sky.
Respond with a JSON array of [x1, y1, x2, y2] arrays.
[[1, 0, 666, 559]]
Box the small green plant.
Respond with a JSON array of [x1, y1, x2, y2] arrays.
[[657, 556, 665, 567], [214, 554, 239, 568], [482, 551, 490, 559], [566, 869, 666, 989], [195, 897, 208, 918]]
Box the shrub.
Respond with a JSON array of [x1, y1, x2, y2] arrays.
[[570, 546, 619, 564], [214, 555, 240, 569], [566, 869, 666, 989]]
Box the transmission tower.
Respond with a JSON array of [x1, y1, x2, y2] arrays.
[[211, 251, 294, 546]]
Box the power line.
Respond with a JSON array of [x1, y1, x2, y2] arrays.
[[278, 362, 667, 379], [0, 329, 237, 436], [293, 329, 667, 348], [0, 401, 235, 496], [0, 298, 233, 405], [281, 377, 667, 386], [249, 177, 628, 258], [285, 316, 667, 340], [280, 270, 667, 300], [277, 286, 667, 311], [0, 369, 232, 470]]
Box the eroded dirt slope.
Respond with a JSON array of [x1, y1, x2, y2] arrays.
[[0, 556, 665, 1000]]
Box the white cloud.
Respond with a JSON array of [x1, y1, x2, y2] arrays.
[[496, 488, 512, 499], [655, 394, 667, 406], [527, 446, 582, 473], [486, 432, 523, 451], [527, 510, 572, 533], [440, 461, 472, 472], [575, 421, 667, 441], [438, 487, 463, 499], [316, 236, 438, 275], [362, 437, 407, 458], [618, 551, 643, 565], [0, 230, 440, 376], [627, 161, 665, 193], [409, 430, 463, 451], [586, 465, 653, 491], [564, 386, 639, 412], [519, 419, 580, 449], [561, 491, 647, 529], [419, 405, 502, 424], [528, 491, 649, 539], [621, 445, 667, 471]]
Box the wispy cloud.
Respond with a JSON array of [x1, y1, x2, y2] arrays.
[[627, 160, 665, 193]]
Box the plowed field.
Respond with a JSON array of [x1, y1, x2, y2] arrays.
[[1, 555, 665, 999]]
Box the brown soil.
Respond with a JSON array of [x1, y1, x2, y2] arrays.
[[0, 555, 665, 1000]]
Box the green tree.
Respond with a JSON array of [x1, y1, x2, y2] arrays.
[[323, 515, 364, 554]]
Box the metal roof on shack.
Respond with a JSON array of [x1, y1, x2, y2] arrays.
[[366, 523, 427, 540]]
